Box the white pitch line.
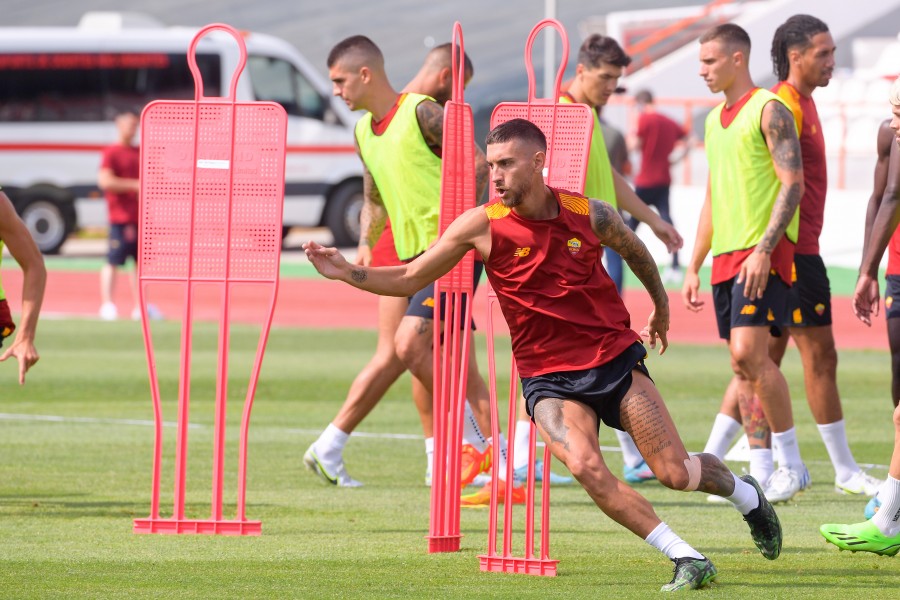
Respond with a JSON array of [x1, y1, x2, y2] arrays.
[[0, 413, 889, 470], [0, 412, 200, 429]]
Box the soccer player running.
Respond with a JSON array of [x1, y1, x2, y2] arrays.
[[304, 36, 510, 498], [305, 118, 783, 591], [820, 76, 900, 556], [702, 15, 881, 499], [555, 34, 684, 486], [0, 187, 46, 384], [682, 23, 810, 503]]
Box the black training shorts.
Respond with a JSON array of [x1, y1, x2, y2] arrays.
[[783, 254, 832, 327], [712, 272, 789, 341], [521, 341, 650, 433]]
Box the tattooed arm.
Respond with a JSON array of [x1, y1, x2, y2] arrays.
[[416, 99, 489, 205], [590, 199, 670, 352], [356, 138, 387, 266], [741, 100, 804, 300]]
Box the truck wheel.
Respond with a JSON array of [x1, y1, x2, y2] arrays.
[[19, 198, 73, 255], [324, 181, 363, 247]]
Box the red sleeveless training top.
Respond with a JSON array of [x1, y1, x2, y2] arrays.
[[484, 188, 642, 378]]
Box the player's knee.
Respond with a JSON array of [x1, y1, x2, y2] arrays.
[[810, 344, 838, 376], [892, 404, 900, 430], [730, 351, 764, 379], [658, 455, 701, 491], [562, 451, 604, 483], [393, 329, 426, 368]]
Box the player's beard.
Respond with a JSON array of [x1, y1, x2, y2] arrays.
[[499, 180, 530, 208]]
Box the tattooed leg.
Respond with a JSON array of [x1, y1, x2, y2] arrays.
[[533, 397, 663, 538], [738, 385, 771, 450], [620, 371, 738, 496]]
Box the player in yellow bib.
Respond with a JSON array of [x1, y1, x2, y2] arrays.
[[0, 186, 46, 384], [682, 23, 809, 504], [304, 36, 513, 500]]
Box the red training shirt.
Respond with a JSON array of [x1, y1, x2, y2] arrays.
[[483, 188, 641, 378], [634, 111, 686, 188], [100, 143, 140, 225]]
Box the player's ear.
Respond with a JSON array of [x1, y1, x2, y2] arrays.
[[533, 149, 546, 172]]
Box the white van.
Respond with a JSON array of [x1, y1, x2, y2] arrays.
[[0, 12, 363, 253]]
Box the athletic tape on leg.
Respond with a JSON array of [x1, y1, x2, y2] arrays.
[[683, 455, 702, 491]]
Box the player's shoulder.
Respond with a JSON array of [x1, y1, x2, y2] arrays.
[[558, 190, 591, 216], [484, 200, 511, 220]]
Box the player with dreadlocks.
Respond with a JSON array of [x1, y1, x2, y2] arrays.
[[700, 14, 882, 502]]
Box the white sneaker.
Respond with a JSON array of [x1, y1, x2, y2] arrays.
[[835, 470, 882, 496], [302, 446, 362, 488], [764, 465, 811, 504], [425, 466, 432, 487], [99, 302, 118, 321]]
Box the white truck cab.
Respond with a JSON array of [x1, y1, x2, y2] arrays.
[[0, 12, 364, 253]]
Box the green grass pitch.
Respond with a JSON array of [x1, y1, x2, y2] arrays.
[[1, 319, 898, 598]]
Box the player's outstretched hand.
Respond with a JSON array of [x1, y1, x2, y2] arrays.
[[303, 241, 349, 281], [681, 270, 704, 312], [0, 338, 39, 385], [640, 307, 669, 355], [651, 221, 684, 253], [852, 273, 880, 327]]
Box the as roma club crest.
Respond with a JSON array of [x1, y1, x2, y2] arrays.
[[567, 237, 582, 256]]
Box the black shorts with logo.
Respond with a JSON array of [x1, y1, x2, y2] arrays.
[[783, 254, 832, 327], [712, 272, 789, 341], [521, 341, 650, 433], [886, 275, 900, 320]]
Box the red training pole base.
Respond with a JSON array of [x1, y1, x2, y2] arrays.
[[425, 534, 462, 553], [133, 517, 261, 536], [478, 555, 559, 577]]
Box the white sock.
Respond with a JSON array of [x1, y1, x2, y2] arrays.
[[513, 420, 532, 470], [462, 400, 489, 452], [616, 430, 645, 468], [425, 437, 434, 475], [816, 420, 860, 483], [772, 428, 803, 472], [644, 522, 704, 560], [726, 473, 760, 515], [487, 434, 509, 481], [872, 475, 900, 537], [313, 423, 350, 465], [703, 414, 742, 458], [749, 448, 774, 485]]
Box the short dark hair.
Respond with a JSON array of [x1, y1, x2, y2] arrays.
[[327, 35, 383, 69], [430, 43, 474, 79], [485, 118, 547, 152], [699, 23, 751, 54], [578, 34, 632, 69], [634, 89, 653, 104], [771, 15, 830, 81]]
